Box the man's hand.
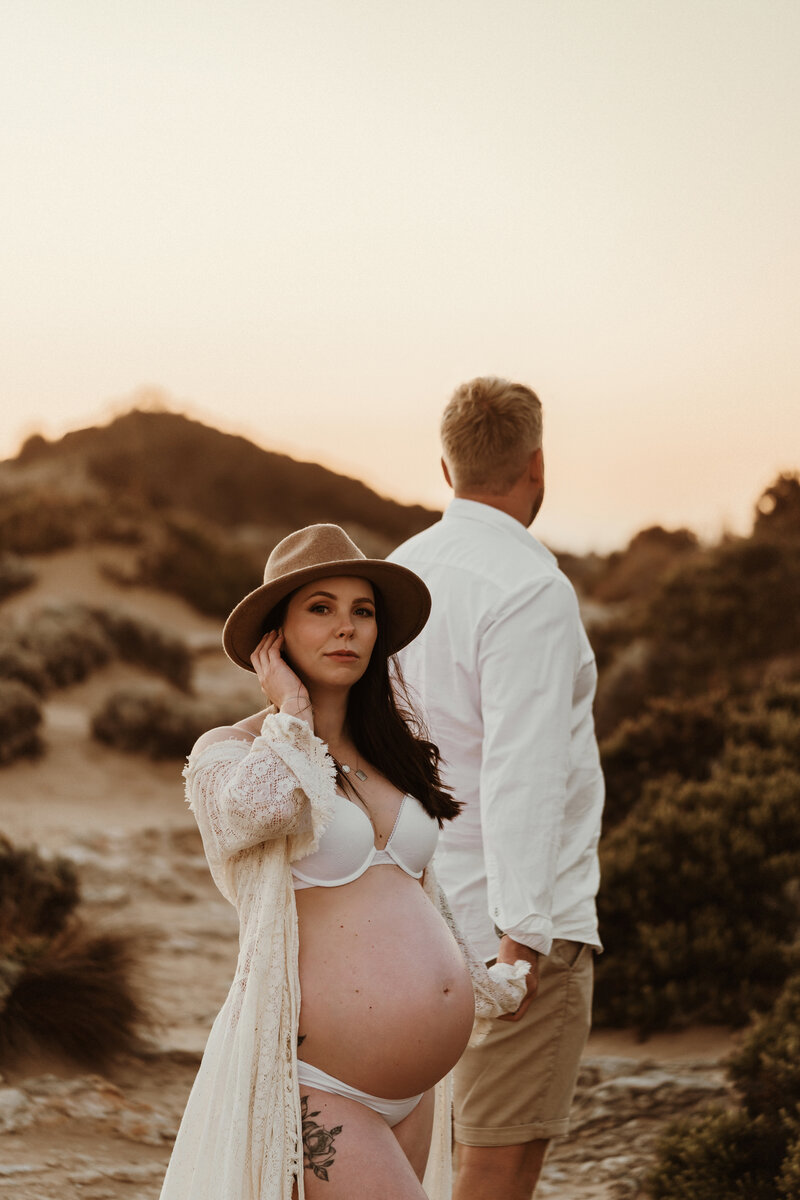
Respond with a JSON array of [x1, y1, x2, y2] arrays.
[[497, 936, 540, 1022]]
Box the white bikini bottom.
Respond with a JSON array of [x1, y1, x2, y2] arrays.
[[296, 1060, 424, 1127]]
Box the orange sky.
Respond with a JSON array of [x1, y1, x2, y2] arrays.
[[2, 1, 798, 552]]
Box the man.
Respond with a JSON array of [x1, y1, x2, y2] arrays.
[[388, 377, 604, 1200]]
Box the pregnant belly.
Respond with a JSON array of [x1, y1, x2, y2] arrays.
[[296, 867, 475, 1098]]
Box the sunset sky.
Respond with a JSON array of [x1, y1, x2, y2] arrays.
[[2, 1, 798, 552]]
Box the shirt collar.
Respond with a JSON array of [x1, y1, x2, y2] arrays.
[[443, 498, 557, 566]]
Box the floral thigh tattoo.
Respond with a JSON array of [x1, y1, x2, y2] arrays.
[[301, 1095, 343, 1182]]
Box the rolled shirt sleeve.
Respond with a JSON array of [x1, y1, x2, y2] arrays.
[[478, 576, 580, 956]]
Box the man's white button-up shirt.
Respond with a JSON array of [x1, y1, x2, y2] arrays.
[[389, 499, 604, 960]]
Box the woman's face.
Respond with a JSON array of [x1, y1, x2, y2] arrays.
[[280, 575, 378, 693]]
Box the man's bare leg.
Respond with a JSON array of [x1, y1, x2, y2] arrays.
[[453, 1141, 549, 1200]]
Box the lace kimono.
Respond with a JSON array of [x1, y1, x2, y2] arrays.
[[159, 711, 528, 1200]]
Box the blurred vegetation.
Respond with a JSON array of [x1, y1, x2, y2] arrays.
[[590, 472, 800, 1034], [135, 516, 263, 618], [0, 835, 149, 1066], [91, 684, 249, 759], [2, 411, 799, 1053], [8, 407, 436, 549], [0, 603, 192, 696], [0, 553, 36, 600], [0, 680, 43, 764], [649, 972, 800, 1199]]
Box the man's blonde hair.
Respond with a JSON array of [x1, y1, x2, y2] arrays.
[[441, 376, 543, 494]]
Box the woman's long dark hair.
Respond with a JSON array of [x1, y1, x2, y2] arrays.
[[267, 587, 460, 824], [346, 590, 460, 824]]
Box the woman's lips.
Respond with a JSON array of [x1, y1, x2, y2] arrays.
[[326, 651, 358, 660]]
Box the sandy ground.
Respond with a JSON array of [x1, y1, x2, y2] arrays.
[[0, 547, 732, 1199]]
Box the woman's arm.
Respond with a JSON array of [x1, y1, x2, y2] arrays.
[[185, 710, 334, 862]]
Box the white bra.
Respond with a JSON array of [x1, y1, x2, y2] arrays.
[[291, 793, 439, 890]]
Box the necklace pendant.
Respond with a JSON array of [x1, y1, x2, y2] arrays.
[[355, 768, 368, 781], [341, 764, 351, 774]]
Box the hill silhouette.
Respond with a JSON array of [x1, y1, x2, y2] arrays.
[[11, 409, 439, 543]]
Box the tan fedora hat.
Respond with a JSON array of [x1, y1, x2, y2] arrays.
[[223, 524, 431, 671]]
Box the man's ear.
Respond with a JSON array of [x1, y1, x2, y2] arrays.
[[441, 456, 453, 488], [529, 447, 544, 483]]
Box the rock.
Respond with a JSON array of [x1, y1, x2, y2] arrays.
[[0, 1086, 34, 1133], [538, 1055, 733, 1198]]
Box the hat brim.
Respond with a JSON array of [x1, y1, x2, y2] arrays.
[[222, 558, 431, 671]]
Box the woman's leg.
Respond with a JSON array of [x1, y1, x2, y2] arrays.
[[300, 1085, 433, 1199], [392, 1089, 435, 1181]]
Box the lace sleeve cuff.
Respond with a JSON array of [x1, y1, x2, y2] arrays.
[[252, 710, 338, 862]]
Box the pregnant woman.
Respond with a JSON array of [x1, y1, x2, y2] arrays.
[[159, 525, 528, 1200]]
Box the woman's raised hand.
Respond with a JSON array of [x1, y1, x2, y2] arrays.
[[250, 631, 312, 724]]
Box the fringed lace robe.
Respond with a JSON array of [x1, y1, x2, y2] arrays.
[[159, 710, 529, 1200]]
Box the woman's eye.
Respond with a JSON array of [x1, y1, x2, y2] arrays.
[[355, 607, 375, 618], [309, 604, 329, 614]]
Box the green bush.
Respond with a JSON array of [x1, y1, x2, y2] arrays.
[[727, 973, 800, 1124], [599, 684, 800, 829], [648, 972, 800, 1199], [600, 693, 728, 828], [778, 1136, 800, 1199], [649, 1108, 788, 1200], [643, 537, 800, 699], [595, 768, 800, 1032], [91, 684, 247, 759], [0, 680, 43, 764]]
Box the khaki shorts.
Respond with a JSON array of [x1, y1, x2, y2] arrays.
[[454, 940, 594, 1145]]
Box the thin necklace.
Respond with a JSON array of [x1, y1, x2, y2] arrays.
[[338, 758, 368, 782]]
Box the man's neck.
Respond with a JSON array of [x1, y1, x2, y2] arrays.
[[453, 490, 531, 527]]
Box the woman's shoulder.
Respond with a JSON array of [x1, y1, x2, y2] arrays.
[[191, 711, 267, 757]]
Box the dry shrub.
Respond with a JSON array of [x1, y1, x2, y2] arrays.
[[0, 836, 79, 942], [0, 836, 149, 1067], [0, 603, 193, 694], [0, 641, 49, 694], [137, 516, 262, 617], [88, 607, 192, 690], [595, 766, 800, 1033], [0, 923, 148, 1066], [0, 679, 43, 764], [0, 485, 147, 555], [589, 526, 700, 605], [14, 604, 114, 687], [0, 554, 36, 600], [91, 684, 247, 759], [0, 490, 83, 553]]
